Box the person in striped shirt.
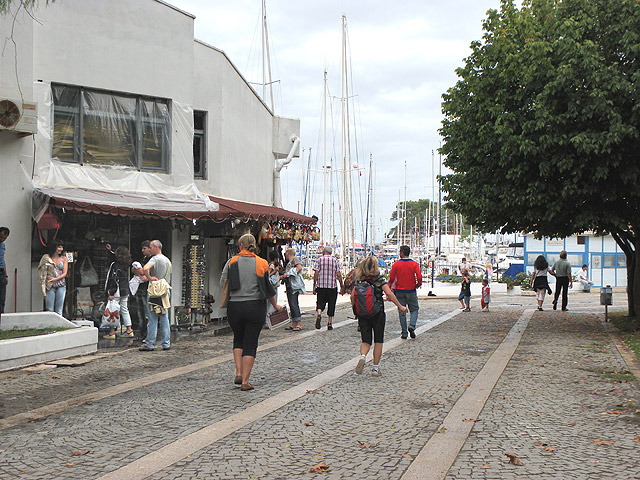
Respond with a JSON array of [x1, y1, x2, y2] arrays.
[[313, 246, 344, 330]]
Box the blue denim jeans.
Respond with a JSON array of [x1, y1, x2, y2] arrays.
[[286, 289, 301, 322], [145, 308, 170, 349], [45, 286, 66, 316], [395, 289, 419, 337]]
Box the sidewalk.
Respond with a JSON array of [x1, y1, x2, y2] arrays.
[[0, 293, 637, 479]]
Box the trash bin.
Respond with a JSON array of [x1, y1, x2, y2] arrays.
[[600, 286, 612, 306]]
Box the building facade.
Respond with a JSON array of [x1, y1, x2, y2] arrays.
[[0, 0, 314, 323], [523, 233, 627, 288]]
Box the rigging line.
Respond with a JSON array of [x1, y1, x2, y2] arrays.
[[244, 6, 263, 84]]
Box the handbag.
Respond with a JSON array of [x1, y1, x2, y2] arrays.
[[268, 306, 289, 328], [79, 257, 99, 286], [220, 279, 230, 308]]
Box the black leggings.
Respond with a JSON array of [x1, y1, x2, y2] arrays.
[[227, 299, 267, 357], [359, 310, 386, 345]]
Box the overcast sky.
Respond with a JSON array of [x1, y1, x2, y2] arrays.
[[173, 0, 505, 241]]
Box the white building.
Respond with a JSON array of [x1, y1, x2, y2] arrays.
[[0, 0, 315, 323], [523, 233, 627, 288]]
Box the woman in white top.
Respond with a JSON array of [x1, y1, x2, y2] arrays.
[[530, 255, 556, 311]]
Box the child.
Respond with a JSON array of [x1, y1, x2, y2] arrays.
[[459, 269, 471, 311], [530, 255, 555, 311], [351, 256, 408, 376], [481, 278, 490, 311]]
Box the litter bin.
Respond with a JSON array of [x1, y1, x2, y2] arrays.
[[600, 285, 612, 321]]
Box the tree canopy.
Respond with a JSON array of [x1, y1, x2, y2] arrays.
[[388, 199, 469, 239], [440, 0, 640, 315]]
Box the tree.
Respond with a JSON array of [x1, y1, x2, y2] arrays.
[[440, 0, 640, 320], [388, 198, 470, 239], [0, 0, 54, 15]]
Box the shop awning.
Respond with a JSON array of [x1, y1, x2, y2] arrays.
[[33, 188, 316, 225]]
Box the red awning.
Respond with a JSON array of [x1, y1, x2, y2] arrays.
[[42, 191, 316, 225]]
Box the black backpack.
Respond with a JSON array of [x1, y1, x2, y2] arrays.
[[353, 279, 383, 318]]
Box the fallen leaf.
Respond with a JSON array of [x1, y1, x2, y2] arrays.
[[357, 441, 371, 448], [533, 442, 551, 447], [71, 449, 90, 456], [633, 436, 640, 442], [544, 447, 558, 452], [505, 453, 524, 465], [65, 463, 74, 467], [309, 462, 330, 473], [438, 427, 447, 434], [609, 388, 624, 393], [432, 401, 439, 405], [591, 391, 601, 395], [306, 389, 316, 394], [478, 465, 493, 469], [402, 454, 412, 459], [462, 418, 477, 422], [304, 422, 315, 427], [531, 413, 547, 417], [605, 410, 624, 415], [593, 440, 614, 446], [51, 376, 60, 379]]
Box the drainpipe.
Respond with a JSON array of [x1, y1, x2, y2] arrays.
[[273, 135, 300, 208]]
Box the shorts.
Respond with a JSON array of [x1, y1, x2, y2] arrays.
[[536, 289, 546, 302], [358, 310, 385, 345]]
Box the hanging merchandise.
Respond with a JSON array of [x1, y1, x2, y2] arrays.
[[79, 256, 99, 286], [37, 207, 61, 246], [182, 240, 206, 308]]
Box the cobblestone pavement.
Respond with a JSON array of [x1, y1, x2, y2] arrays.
[[0, 292, 638, 479]]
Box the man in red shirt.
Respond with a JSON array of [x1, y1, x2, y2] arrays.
[[388, 245, 422, 339]]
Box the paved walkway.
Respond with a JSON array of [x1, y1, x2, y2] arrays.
[[0, 293, 638, 479]]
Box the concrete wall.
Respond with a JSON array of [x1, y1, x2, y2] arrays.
[[193, 41, 275, 205]]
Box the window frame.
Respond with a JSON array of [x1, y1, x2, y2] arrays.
[[193, 110, 207, 179], [52, 83, 171, 173]]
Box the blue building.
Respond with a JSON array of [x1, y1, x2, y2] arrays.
[[523, 234, 627, 288]]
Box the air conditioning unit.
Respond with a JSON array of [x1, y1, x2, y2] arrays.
[[0, 99, 38, 135]]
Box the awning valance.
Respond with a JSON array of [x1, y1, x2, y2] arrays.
[[32, 188, 316, 226]]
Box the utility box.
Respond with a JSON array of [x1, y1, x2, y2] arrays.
[[600, 286, 612, 306]]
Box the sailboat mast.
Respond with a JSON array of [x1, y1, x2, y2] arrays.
[[339, 15, 347, 267], [261, 0, 275, 111], [322, 70, 327, 246]]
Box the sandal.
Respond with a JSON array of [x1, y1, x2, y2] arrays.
[[327, 323, 333, 330], [234, 376, 242, 385], [284, 326, 294, 330], [292, 326, 302, 331]]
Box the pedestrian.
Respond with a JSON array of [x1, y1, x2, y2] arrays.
[[37, 240, 68, 316], [458, 257, 468, 276], [103, 246, 134, 339], [578, 264, 594, 293], [458, 269, 471, 311], [313, 246, 344, 331], [530, 255, 554, 311], [221, 234, 283, 391], [388, 245, 422, 339], [281, 247, 304, 331], [551, 250, 572, 311], [0, 227, 9, 323], [132, 241, 152, 342], [266, 250, 283, 329], [139, 240, 172, 351], [351, 256, 408, 377], [481, 278, 491, 311], [484, 262, 493, 282]]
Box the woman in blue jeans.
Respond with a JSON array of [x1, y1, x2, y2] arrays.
[[281, 248, 303, 331], [38, 240, 68, 316]]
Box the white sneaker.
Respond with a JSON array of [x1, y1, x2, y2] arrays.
[[356, 355, 366, 374], [371, 367, 382, 376]]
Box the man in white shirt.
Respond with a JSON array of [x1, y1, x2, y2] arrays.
[[578, 264, 594, 293]]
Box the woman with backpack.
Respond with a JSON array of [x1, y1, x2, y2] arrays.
[[351, 256, 408, 376]]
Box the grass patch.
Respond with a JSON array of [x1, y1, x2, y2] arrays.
[[609, 311, 640, 361], [581, 366, 635, 382], [0, 327, 74, 340]]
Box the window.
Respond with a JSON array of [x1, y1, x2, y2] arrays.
[[193, 110, 207, 178], [603, 254, 616, 267], [577, 236, 586, 245], [52, 84, 170, 171], [618, 254, 627, 267]]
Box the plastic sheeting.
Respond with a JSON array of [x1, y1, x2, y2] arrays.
[[30, 81, 218, 221]]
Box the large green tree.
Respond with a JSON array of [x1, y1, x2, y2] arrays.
[[388, 199, 469, 239], [440, 0, 640, 318]]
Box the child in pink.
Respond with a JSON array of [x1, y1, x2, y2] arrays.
[[481, 279, 490, 311]]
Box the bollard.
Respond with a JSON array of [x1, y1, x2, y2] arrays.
[[600, 285, 612, 322]]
